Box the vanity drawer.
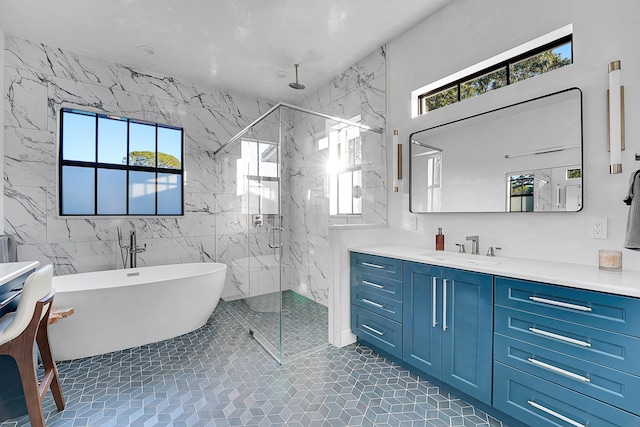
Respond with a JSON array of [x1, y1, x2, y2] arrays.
[[495, 306, 640, 376], [351, 305, 402, 359], [351, 286, 402, 322], [351, 252, 403, 281], [493, 362, 640, 427], [495, 277, 640, 337], [494, 334, 640, 415], [351, 269, 402, 301]]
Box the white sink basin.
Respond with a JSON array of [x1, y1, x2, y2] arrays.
[[419, 251, 502, 266]]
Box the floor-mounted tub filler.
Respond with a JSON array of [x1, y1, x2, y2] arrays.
[[49, 262, 227, 361]]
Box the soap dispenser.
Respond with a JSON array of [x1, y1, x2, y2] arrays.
[[436, 228, 445, 251]]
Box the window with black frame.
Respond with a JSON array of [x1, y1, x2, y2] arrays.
[[508, 174, 534, 212], [418, 36, 573, 115], [58, 108, 184, 216]]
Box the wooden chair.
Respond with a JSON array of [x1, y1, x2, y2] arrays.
[[0, 265, 64, 427]]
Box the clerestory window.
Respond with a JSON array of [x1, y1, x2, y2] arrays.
[[414, 27, 573, 116]]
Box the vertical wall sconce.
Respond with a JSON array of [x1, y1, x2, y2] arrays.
[[608, 60, 624, 174], [393, 130, 403, 192]]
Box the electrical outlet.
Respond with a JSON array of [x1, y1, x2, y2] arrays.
[[589, 218, 608, 239]]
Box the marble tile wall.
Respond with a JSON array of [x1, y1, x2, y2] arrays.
[[3, 34, 273, 275], [4, 34, 387, 309], [215, 129, 288, 301], [285, 47, 388, 306], [215, 48, 387, 307]]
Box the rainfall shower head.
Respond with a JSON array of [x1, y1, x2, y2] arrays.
[[289, 64, 306, 90]]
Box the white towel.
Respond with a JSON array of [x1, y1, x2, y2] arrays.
[[0, 235, 17, 262], [624, 170, 640, 250]]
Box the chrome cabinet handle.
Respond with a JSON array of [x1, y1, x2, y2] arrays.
[[529, 296, 592, 312], [362, 280, 383, 289], [528, 400, 586, 427], [528, 358, 590, 383], [362, 298, 384, 309], [432, 277, 438, 327], [442, 279, 448, 331], [362, 262, 385, 269], [529, 327, 591, 347], [0, 290, 22, 309], [361, 324, 384, 336]]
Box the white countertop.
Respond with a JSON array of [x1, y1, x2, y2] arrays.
[[349, 244, 640, 298], [0, 261, 40, 285]]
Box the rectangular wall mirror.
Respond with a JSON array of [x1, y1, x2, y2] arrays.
[[409, 88, 583, 213]]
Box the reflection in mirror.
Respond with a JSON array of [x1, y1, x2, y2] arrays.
[[410, 88, 582, 213]]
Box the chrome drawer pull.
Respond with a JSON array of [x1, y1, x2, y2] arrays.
[[529, 327, 592, 347], [0, 290, 22, 309], [362, 280, 384, 289], [529, 296, 592, 312], [528, 358, 591, 383], [432, 277, 438, 327], [361, 324, 385, 336], [362, 298, 384, 309], [528, 400, 586, 427], [362, 262, 385, 269]]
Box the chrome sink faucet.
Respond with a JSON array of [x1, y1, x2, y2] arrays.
[[466, 235, 480, 255], [486, 246, 502, 257]]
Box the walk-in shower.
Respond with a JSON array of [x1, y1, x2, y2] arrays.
[[214, 102, 383, 363]]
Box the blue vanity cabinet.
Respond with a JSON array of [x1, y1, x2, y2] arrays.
[[493, 277, 640, 426], [403, 262, 441, 377], [403, 261, 493, 404], [350, 252, 403, 358]]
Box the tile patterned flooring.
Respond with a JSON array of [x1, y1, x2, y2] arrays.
[[225, 290, 329, 362], [0, 298, 506, 427]]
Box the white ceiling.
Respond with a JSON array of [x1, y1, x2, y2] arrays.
[[0, 0, 450, 103]]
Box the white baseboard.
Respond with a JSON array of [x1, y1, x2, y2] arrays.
[[338, 329, 357, 347]]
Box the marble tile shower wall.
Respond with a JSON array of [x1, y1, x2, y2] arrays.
[[3, 34, 273, 274], [213, 48, 387, 307], [213, 139, 288, 301], [284, 47, 387, 305]]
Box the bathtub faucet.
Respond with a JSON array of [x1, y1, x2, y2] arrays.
[[117, 227, 145, 269], [129, 230, 146, 268]]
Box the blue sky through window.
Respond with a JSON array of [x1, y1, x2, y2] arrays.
[[130, 122, 156, 165], [62, 112, 96, 162], [60, 108, 184, 216], [158, 126, 183, 168], [552, 42, 572, 61], [97, 116, 127, 164]]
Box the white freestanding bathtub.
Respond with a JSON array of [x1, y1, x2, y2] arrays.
[[49, 262, 227, 361]]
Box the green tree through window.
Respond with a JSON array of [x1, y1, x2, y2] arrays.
[[127, 151, 182, 169], [59, 108, 184, 216], [418, 37, 572, 114]]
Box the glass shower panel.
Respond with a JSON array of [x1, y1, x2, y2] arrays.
[[236, 107, 285, 362], [278, 107, 334, 360], [218, 103, 379, 363]]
